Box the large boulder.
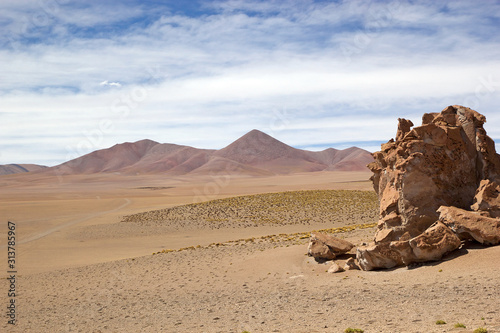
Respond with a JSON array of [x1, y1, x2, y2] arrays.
[[308, 233, 354, 260], [369, 105, 500, 242], [358, 222, 461, 270], [358, 106, 500, 270], [438, 206, 500, 245]]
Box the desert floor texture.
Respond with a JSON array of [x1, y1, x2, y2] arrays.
[[1, 171, 499, 333]]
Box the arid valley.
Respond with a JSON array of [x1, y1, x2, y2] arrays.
[[3, 1, 500, 332], [1, 164, 499, 332]]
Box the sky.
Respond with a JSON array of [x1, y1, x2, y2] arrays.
[[1, 0, 500, 166]]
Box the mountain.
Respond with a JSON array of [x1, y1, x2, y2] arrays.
[[52, 139, 161, 174], [0, 164, 48, 175], [28, 130, 374, 176]]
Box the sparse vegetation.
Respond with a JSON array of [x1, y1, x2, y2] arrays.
[[123, 189, 378, 230], [473, 328, 488, 333], [436, 320, 446, 325], [152, 221, 377, 255], [454, 323, 466, 328], [345, 328, 364, 333]]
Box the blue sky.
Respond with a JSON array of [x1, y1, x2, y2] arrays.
[[1, 0, 500, 166]]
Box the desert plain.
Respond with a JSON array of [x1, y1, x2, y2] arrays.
[[1, 170, 499, 333]]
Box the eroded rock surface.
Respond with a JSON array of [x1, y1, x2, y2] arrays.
[[358, 105, 500, 270], [471, 179, 500, 218], [438, 206, 500, 245], [308, 233, 354, 260]]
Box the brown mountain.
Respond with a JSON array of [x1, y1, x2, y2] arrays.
[[0, 164, 48, 175], [40, 130, 373, 176]]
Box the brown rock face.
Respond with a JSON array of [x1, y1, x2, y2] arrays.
[[438, 206, 500, 245], [391, 221, 461, 265], [358, 222, 461, 269], [307, 233, 354, 260], [357, 242, 403, 271], [368, 105, 500, 242], [471, 180, 500, 218], [358, 106, 500, 270]]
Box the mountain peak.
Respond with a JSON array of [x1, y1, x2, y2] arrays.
[[215, 129, 296, 164], [238, 129, 276, 142], [11, 132, 373, 177]]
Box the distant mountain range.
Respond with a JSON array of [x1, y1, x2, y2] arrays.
[[0, 164, 48, 175], [2, 130, 374, 176]]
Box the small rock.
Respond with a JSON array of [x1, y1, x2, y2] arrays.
[[307, 233, 354, 260], [343, 257, 359, 270], [327, 262, 344, 274]]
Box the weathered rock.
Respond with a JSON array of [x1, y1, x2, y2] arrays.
[[327, 261, 344, 273], [438, 206, 500, 245], [374, 228, 394, 243], [357, 242, 404, 271], [390, 221, 461, 265], [369, 105, 500, 244], [359, 222, 461, 269], [409, 221, 462, 261], [396, 118, 414, 141], [471, 180, 500, 218], [358, 106, 500, 270], [343, 257, 359, 271], [307, 233, 354, 260], [308, 240, 335, 260]]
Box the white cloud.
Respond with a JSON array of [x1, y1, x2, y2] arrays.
[[99, 80, 122, 88], [1, 0, 500, 165]]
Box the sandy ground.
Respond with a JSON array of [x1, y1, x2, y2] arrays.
[[1, 170, 499, 333]]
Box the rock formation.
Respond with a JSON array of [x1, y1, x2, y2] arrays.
[[471, 179, 500, 218], [438, 206, 500, 245], [357, 105, 500, 270], [308, 233, 354, 260]]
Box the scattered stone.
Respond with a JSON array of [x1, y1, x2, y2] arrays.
[[343, 257, 359, 271], [438, 206, 500, 245], [327, 261, 344, 273], [308, 233, 354, 260]]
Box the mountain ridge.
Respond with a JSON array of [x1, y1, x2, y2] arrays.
[[0, 164, 48, 175], [6, 130, 374, 176]]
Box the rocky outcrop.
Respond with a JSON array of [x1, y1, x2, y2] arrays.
[[358, 222, 461, 270], [471, 180, 500, 218], [308, 233, 354, 260], [438, 206, 500, 245], [357, 106, 500, 270], [390, 221, 462, 265]]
